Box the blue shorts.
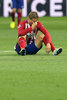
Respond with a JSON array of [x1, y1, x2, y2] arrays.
[[15, 41, 42, 55], [26, 41, 42, 54], [12, 0, 24, 9]]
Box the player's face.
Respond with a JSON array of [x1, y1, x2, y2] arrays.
[[28, 17, 38, 25]]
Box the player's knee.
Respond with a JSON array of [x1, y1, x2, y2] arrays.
[[12, 8, 16, 12], [38, 34, 45, 41], [18, 9, 22, 13]]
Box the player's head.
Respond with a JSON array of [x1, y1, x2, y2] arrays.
[[28, 12, 39, 25]]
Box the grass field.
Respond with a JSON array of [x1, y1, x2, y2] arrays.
[[0, 17, 67, 100]]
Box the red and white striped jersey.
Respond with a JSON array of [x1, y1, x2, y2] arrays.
[[17, 20, 51, 45], [25, 22, 38, 44]]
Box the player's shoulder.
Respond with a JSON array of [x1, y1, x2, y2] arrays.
[[19, 20, 27, 25], [17, 20, 27, 29], [18, 20, 27, 27], [37, 21, 44, 29], [37, 21, 43, 25], [37, 21, 42, 24]]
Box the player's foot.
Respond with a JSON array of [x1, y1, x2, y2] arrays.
[[14, 43, 21, 55], [20, 49, 26, 56], [53, 48, 62, 55], [10, 21, 15, 29]]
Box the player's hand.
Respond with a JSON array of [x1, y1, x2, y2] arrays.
[[32, 22, 37, 30], [45, 43, 51, 53]]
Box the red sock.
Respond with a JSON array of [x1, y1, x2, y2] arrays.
[[43, 36, 55, 52], [17, 12, 22, 26], [50, 41, 55, 52], [18, 37, 26, 49], [11, 12, 15, 22]]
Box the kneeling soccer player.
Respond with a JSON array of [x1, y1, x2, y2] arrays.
[[14, 11, 62, 56]]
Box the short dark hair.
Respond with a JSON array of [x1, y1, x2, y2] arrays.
[[28, 12, 39, 19]]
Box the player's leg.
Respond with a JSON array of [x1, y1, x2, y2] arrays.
[[34, 33, 52, 54], [15, 36, 26, 55], [10, 0, 16, 28], [43, 36, 62, 55], [43, 36, 55, 52], [17, 9, 22, 26], [25, 34, 44, 55], [15, 33, 43, 55], [26, 41, 42, 55], [26, 33, 45, 55], [35, 33, 62, 55], [18, 36, 27, 55], [17, 0, 24, 25], [11, 8, 16, 20], [35, 33, 44, 48], [18, 34, 43, 55]]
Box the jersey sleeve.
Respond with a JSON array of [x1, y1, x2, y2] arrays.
[[37, 22, 51, 43], [17, 20, 32, 36]]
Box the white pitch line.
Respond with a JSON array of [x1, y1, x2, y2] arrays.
[[0, 50, 67, 53], [0, 51, 15, 53]]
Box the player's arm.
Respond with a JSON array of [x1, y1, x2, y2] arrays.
[[17, 21, 32, 36], [37, 22, 51, 43], [37, 22, 51, 53]]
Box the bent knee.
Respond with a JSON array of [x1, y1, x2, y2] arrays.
[[38, 34, 45, 41]]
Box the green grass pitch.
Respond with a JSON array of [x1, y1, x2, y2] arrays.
[[0, 17, 67, 100]]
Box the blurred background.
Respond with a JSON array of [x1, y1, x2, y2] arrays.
[[0, 0, 67, 17]]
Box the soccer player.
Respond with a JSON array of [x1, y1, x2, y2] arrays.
[[14, 12, 62, 56], [10, 0, 24, 29]]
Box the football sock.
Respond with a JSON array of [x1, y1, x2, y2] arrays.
[[43, 36, 55, 52], [11, 12, 15, 22], [50, 41, 55, 52], [17, 12, 22, 26], [18, 37, 26, 50]]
